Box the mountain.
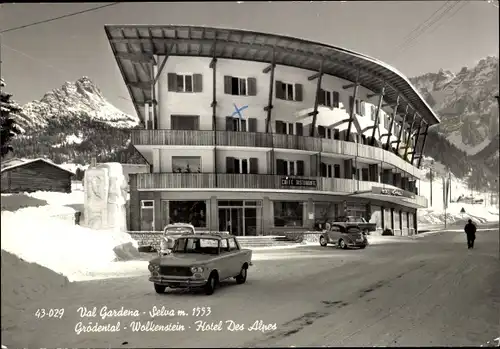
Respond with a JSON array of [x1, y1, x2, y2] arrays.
[[409, 56, 499, 156], [8, 77, 144, 165], [15, 77, 139, 131]]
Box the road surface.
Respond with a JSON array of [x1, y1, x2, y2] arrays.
[[2, 229, 499, 348]]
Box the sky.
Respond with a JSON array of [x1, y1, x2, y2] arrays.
[[0, 1, 498, 116]]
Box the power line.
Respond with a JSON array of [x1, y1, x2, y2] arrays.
[[0, 3, 120, 34], [394, 1, 462, 57], [397, 1, 467, 56], [394, 1, 453, 51]]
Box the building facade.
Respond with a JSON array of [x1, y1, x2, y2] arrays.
[[105, 25, 440, 236]]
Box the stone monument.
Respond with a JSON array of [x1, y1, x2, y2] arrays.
[[83, 162, 128, 231]]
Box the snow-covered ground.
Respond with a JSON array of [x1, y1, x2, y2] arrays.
[[417, 157, 499, 226]]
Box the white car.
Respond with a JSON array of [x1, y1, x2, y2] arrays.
[[158, 223, 196, 256]]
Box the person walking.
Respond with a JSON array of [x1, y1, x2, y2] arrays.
[[464, 219, 477, 249]]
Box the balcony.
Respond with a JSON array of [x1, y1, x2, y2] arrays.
[[131, 129, 421, 178], [132, 173, 428, 208]]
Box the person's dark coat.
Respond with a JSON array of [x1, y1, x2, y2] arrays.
[[464, 222, 477, 237]]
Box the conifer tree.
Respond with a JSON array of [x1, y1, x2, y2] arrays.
[[0, 78, 22, 158]]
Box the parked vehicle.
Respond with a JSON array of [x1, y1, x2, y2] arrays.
[[148, 232, 253, 295], [335, 216, 376, 235], [319, 223, 368, 249], [158, 223, 196, 256]]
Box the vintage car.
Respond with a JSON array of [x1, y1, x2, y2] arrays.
[[158, 223, 196, 256], [319, 223, 368, 249], [148, 233, 253, 295], [334, 216, 377, 235]]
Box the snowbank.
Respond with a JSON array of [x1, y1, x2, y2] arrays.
[[1, 208, 140, 282], [1, 250, 69, 331]]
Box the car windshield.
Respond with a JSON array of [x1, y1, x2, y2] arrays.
[[173, 238, 219, 255], [346, 217, 361, 222], [165, 227, 193, 235]]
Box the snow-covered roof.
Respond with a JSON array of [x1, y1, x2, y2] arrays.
[[105, 25, 441, 127], [0, 158, 76, 175]]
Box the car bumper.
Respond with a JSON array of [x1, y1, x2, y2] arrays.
[[149, 275, 207, 287], [346, 240, 368, 247]]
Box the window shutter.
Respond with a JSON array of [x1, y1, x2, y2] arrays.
[[294, 83, 303, 102], [225, 116, 234, 131], [193, 74, 203, 92], [296, 122, 303, 136], [275, 120, 283, 134], [318, 125, 326, 138], [349, 96, 354, 113], [276, 159, 286, 175], [333, 91, 339, 108], [320, 162, 327, 177], [275, 80, 284, 99], [334, 164, 340, 178], [360, 101, 365, 116], [355, 100, 360, 114], [167, 73, 177, 91], [224, 76, 232, 94], [362, 168, 369, 181], [297, 160, 305, 176], [318, 89, 326, 105], [226, 157, 235, 173], [248, 118, 257, 132], [288, 123, 294, 135], [247, 78, 257, 96], [249, 158, 258, 174], [333, 128, 340, 140], [240, 119, 247, 132]]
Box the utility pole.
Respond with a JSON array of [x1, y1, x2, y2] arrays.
[[430, 160, 434, 207]]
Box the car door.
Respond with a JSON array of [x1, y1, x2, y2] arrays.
[[227, 238, 242, 276], [217, 238, 232, 280], [329, 224, 342, 243]]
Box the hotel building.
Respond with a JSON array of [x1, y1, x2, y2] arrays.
[[104, 25, 439, 236]]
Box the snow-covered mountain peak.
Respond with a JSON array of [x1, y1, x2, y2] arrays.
[[18, 77, 139, 131]]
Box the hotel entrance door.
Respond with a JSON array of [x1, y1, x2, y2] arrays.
[[217, 201, 261, 236]]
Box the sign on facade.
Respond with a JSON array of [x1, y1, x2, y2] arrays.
[[372, 186, 415, 199], [280, 177, 317, 188]]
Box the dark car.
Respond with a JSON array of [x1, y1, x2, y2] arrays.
[[319, 223, 368, 249]]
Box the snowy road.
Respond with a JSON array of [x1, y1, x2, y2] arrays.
[[2, 229, 499, 348]]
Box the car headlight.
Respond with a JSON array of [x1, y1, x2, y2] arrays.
[[148, 263, 159, 272], [191, 266, 204, 273]]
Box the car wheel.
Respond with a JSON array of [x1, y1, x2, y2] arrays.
[[205, 273, 218, 295], [154, 284, 166, 294], [338, 239, 347, 249], [319, 236, 328, 247], [235, 265, 248, 284]]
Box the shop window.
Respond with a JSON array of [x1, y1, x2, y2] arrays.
[[168, 200, 207, 227], [140, 200, 155, 231], [273, 201, 304, 227]]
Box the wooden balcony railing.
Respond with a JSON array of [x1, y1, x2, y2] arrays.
[[132, 173, 427, 207], [130, 129, 421, 178]]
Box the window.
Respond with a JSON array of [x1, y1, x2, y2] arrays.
[[319, 89, 333, 107], [220, 239, 229, 251], [332, 91, 340, 108], [232, 77, 247, 95], [334, 164, 341, 178], [228, 238, 238, 251], [333, 128, 340, 140], [172, 156, 201, 173], [226, 117, 247, 132], [234, 158, 249, 174], [168, 73, 203, 93], [275, 81, 303, 101], [169, 200, 207, 228], [359, 101, 366, 116], [224, 76, 256, 96], [275, 120, 296, 135], [273, 201, 304, 227], [276, 159, 305, 176], [140, 200, 155, 231], [226, 157, 258, 174], [177, 74, 193, 92], [320, 163, 334, 178], [361, 168, 369, 181], [171, 115, 199, 130]]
